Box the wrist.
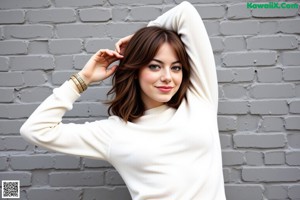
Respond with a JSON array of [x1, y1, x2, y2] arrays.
[[78, 71, 92, 86]]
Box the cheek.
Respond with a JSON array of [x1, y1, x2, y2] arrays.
[[138, 71, 159, 85]]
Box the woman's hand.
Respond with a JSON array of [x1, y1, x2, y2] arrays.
[[78, 49, 123, 85], [115, 34, 133, 55]]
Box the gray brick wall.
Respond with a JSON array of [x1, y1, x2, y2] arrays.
[[0, 0, 299, 199]]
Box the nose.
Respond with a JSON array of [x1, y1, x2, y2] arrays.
[[160, 68, 171, 83]]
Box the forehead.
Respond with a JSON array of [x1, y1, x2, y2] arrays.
[[153, 43, 179, 61]]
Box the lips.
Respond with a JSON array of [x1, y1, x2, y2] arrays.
[[156, 86, 174, 92]]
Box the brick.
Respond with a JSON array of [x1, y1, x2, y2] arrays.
[[49, 171, 104, 186], [83, 158, 112, 168], [0, 88, 14, 102], [218, 101, 249, 115], [0, 136, 29, 150], [233, 133, 286, 148], [49, 39, 82, 54], [0, 72, 23, 86], [297, 84, 300, 97], [109, 0, 162, 5], [0, 156, 9, 170], [28, 41, 49, 54], [220, 134, 231, 149], [223, 168, 230, 183], [285, 117, 300, 130], [88, 103, 108, 117], [286, 151, 300, 166], [53, 154, 80, 169], [224, 36, 246, 51], [107, 23, 146, 38], [74, 55, 91, 70], [220, 21, 259, 35], [222, 84, 247, 99], [10, 155, 54, 170], [0, 120, 24, 135], [5, 25, 53, 39], [0, 40, 28, 55], [217, 69, 234, 82], [0, 103, 38, 119], [0, 172, 31, 186], [217, 116, 237, 131], [288, 185, 300, 199], [225, 184, 263, 200], [23, 71, 47, 86], [233, 68, 255, 82], [265, 185, 288, 200], [210, 37, 223, 52], [129, 7, 161, 22], [279, 19, 300, 34], [222, 151, 245, 166], [106, 170, 125, 185], [245, 151, 264, 166], [250, 100, 288, 115], [19, 87, 52, 103], [289, 101, 300, 113], [222, 51, 277, 67], [11, 56, 54, 71], [112, 7, 130, 22], [27, 188, 82, 200], [257, 68, 282, 83], [54, 0, 105, 7], [261, 117, 284, 132], [252, 6, 298, 18], [28, 9, 76, 23], [203, 21, 220, 36], [85, 39, 115, 53], [0, 0, 50, 9], [31, 170, 49, 186], [247, 35, 298, 50], [227, 3, 251, 19], [242, 167, 300, 182], [194, 5, 225, 19], [82, 187, 131, 200], [79, 8, 111, 22], [0, 57, 9, 71], [283, 67, 300, 81], [52, 71, 75, 85], [250, 84, 294, 99], [0, 10, 25, 24], [237, 115, 260, 131], [65, 103, 89, 117], [54, 55, 73, 70], [264, 151, 285, 165], [282, 51, 300, 66], [288, 133, 300, 149], [259, 21, 279, 35], [56, 24, 106, 38]]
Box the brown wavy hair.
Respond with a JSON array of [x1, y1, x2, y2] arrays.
[[107, 26, 191, 122]]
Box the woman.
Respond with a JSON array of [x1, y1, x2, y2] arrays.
[[20, 1, 226, 199]]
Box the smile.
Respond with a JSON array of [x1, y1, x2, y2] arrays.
[[156, 86, 174, 93]]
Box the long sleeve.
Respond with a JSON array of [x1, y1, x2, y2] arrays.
[[20, 81, 112, 160], [148, 1, 219, 111]]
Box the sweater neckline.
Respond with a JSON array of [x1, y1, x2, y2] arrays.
[[144, 104, 169, 116]]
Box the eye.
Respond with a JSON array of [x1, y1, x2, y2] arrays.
[[171, 66, 182, 71], [148, 64, 161, 71]]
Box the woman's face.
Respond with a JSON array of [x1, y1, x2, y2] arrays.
[[138, 42, 183, 110]]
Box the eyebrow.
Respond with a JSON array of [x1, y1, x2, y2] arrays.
[[152, 58, 181, 65]]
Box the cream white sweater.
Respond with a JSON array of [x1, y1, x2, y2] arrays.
[[20, 2, 226, 199]]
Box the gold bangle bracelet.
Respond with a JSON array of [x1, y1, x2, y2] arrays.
[[73, 73, 88, 91], [70, 75, 84, 93]]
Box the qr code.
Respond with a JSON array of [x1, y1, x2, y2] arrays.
[[2, 180, 20, 199]]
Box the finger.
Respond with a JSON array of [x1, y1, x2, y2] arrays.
[[115, 40, 122, 53], [105, 65, 118, 78]]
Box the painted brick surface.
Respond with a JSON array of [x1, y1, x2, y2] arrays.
[[0, 1, 299, 200]]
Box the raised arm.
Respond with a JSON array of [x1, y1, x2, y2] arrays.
[[148, 1, 218, 110]]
